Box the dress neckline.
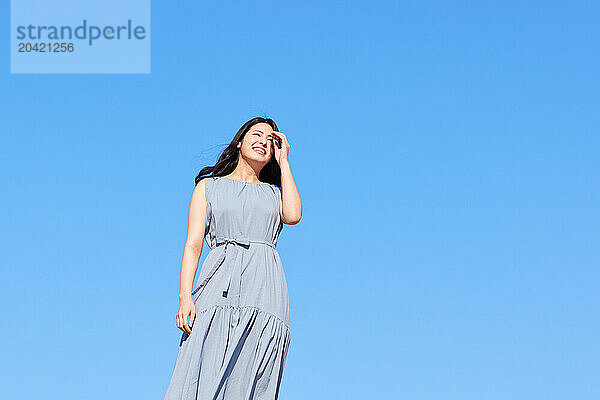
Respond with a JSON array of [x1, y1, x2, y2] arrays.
[[221, 176, 270, 185]]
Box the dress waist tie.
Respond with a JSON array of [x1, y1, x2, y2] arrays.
[[191, 235, 276, 308]]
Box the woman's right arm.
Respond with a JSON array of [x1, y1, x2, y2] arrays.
[[176, 178, 208, 334]]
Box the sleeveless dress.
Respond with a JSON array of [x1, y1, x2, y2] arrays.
[[164, 175, 291, 400]]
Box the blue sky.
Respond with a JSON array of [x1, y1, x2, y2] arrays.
[[1, 1, 599, 399]]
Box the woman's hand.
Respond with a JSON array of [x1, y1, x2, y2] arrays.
[[176, 295, 196, 334], [271, 131, 290, 165]]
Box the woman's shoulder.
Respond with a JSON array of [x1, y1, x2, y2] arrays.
[[194, 175, 217, 194], [196, 175, 218, 184]]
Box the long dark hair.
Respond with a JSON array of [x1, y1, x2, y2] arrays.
[[194, 117, 281, 187]]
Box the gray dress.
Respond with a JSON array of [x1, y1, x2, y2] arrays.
[[164, 176, 291, 400]]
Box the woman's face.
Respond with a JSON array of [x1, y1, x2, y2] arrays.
[[238, 122, 275, 163]]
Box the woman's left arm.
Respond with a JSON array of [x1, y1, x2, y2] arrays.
[[272, 131, 302, 225]]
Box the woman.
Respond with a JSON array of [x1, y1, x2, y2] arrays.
[[164, 117, 302, 400]]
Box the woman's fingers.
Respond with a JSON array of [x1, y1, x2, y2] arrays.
[[189, 307, 196, 329], [176, 303, 196, 333], [182, 317, 191, 334], [271, 131, 289, 164], [176, 312, 183, 330], [176, 311, 190, 333], [273, 131, 289, 146], [272, 131, 284, 148], [183, 309, 195, 334]]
